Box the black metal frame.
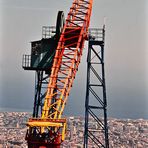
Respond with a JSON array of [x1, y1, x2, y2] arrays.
[[33, 71, 49, 118], [84, 27, 109, 148], [23, 26, 56, 118]]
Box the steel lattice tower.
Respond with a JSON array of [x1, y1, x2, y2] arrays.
[[84, 26, 109, 148]]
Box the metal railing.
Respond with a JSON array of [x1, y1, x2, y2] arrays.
[[89, 28, 105, 41], [42, 26, 56, 39], [22, 55, 31, 68]]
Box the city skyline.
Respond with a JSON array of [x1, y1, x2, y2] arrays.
[[0, 112, 147, 147], [0, 0, 148, 119]]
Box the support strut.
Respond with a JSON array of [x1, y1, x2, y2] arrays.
[[84, 27, 109, 148]]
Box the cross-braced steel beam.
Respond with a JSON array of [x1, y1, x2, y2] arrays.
[[84, 26, 109, 148]]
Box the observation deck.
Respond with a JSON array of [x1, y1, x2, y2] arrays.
[[22, 26, 58, 72], [88, 27, 105, 44]]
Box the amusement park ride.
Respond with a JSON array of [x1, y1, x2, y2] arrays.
[[22, 0, 109, 147]]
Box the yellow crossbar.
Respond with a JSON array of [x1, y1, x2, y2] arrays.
[[27, 121, 63, 127]]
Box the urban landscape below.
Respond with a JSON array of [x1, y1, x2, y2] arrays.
[[0, 112, 147, 148]]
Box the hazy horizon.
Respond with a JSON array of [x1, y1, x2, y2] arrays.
[[0, 0, 148, 119]]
